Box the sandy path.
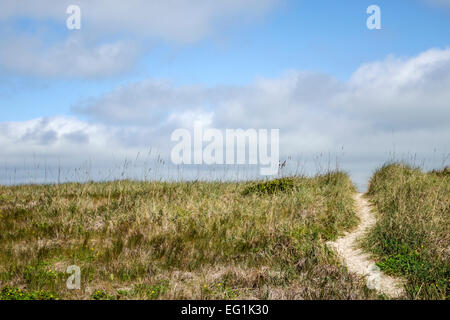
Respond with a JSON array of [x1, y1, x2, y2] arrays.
[[327, 193, 405, 298]]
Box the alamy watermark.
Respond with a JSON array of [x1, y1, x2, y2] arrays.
[[66, 5, 81, 30], [66, 265, 81, 290], [367, 5, 381, 30], [366, 264, 381, 291], [171, 122, 280, 176]]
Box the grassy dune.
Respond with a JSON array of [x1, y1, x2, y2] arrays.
[[0, 172, 376, 300], [363, 164, 449, 300]]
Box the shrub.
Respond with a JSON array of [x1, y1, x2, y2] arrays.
[[242, 178, 295, 195]]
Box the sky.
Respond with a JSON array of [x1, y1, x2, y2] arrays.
[[0, 0, 449, 189]]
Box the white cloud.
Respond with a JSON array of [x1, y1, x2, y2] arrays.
[[0, 35, 140, 78], [0, 117, 108, 160], [74, 79, 218, 124], [76, 47, 450, 131], [341, 48, 450, 130]]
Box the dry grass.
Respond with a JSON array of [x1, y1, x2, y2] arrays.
[[0, 172, 377, 300], [363, 164, 449, 300]]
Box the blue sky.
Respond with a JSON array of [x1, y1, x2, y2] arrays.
[[1, 0, 450, 121], [0, 0, 449, 187]]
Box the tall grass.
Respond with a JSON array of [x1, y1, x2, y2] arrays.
[[363, 163, 449, 300], [0, 171, 376, 300]]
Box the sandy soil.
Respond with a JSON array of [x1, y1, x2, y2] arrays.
[[328, 193, 406, 298]]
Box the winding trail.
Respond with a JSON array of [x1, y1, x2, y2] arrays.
[[328, 193, 405, 298]]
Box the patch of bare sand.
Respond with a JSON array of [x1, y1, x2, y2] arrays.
[[328, 193, 405, 298]]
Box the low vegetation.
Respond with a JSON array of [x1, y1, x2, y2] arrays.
[[363, 164, 449, 300], [0, 171, 376, 300], [242, 178, 295, 195]]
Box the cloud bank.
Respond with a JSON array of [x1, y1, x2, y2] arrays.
[[1, 48, 449, 188]]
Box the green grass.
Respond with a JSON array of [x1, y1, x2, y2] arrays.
[[0, 171, 376, 300], [1, 286, 57, 300], [363, 164, 449, 300]]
